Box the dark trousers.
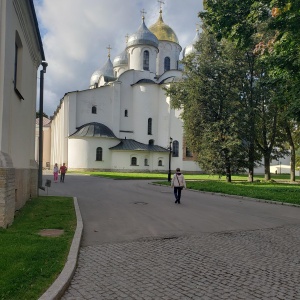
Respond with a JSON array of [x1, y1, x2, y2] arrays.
[[174, 187, 182, 202], [60, 173, 66, 182]]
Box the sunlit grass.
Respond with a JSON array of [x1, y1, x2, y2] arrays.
[[157, 180, 300, 205], [0, 197, 76, 300]]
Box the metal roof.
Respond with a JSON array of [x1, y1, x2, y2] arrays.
[[70, 122, 117, 138], [110, 139, 168, 152]]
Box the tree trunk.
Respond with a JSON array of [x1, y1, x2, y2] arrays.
[[284, 122, 296, 182], [264, 154, 271, 181], [225, 159, 231, 182]]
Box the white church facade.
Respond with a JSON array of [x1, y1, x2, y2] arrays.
[[50, 9, 202, 173]]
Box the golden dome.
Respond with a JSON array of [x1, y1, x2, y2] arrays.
[[149, 11, 179, 44]]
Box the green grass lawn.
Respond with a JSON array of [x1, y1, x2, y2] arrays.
[[0, 196, 76, 300], [86, 171, 300, 205], [156, 180, 300, 205], [85, 171, 299, 182]]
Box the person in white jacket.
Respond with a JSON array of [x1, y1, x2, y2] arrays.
[[171, 168, 186, 204]]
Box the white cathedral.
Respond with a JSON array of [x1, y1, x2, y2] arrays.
[[50, 8, 202, 173]]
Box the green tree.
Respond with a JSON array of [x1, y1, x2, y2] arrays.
[[166, 31, 250, 182], [200, 0, 299, 181]]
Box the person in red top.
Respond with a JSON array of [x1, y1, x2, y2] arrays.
[[60, 163, 68, 182]]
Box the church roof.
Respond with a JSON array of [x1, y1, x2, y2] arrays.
[[183, 29, 200, 57], [110, 139, 168, 152], [149, 10, 179, 44], [70, 122, 117, 138], [127, 18, 159, 48], [131, 79, 156, 86]]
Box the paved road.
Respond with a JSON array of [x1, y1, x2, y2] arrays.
[[41, 174, 300, 299]]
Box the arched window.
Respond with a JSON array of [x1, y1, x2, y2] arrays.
[[148, 139, 154, 145], [148, 118, 152, 135], [144, 158, 149, 166], [125, 109, 128, 117], [96, 147, 102, 161], [164, 57, 170, 72], [143, 50, 149, 71], [92, 106, 97, 114], [131, 157, 137, 166], [172, 140, 179, 157], [158, 160, 163, 166]]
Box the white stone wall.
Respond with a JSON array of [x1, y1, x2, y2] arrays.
[[68, 137, 119, 169], [156, 41, 181, 76], [0, 0, 43, 227]]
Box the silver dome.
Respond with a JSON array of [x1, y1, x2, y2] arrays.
[[90, 57, 114, 86], [127, 19, 159, 48], [90, 70, 101, 86], [183, 30, 200, 57], [99, 57, 114, 77], [113, 49, 128, 67]]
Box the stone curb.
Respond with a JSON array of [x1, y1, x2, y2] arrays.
[[38, 197, 83, 300], [152, 183, 300, 208]]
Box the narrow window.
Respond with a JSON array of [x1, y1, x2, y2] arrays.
[[158, 160, 163, 166], [143, 50, 149, 71], [125, 109, 128, 117], [148, 118, 152, 135], [131, 157, 137, 166], [149, 139, 154, 145], [186, 147, 193, 157], [144, 158, 148, 166], [92, 106, 97, 114], [164, 57, 170, 72], [14, 31, 23, 99], [172, 140, 179, 157], [96, 147, 103, 161]]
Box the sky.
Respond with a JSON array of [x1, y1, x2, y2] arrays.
[[33, 0, 203, 117]]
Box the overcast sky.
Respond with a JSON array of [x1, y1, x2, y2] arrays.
[[33, 0, 203, 117]]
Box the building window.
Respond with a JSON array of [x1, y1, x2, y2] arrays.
[[148, 118, 152, 135], [92, 106, 97, 114], [186, 147, 193, 157], [164, 57, 170, 72], [144, 158, 149, 166], [96, 147, 103, 161], [158, 159, 163, 166], [143, 50, 149, 71], [125, 109, 128, 117], [14, 31, 24, 100], [149, 139, 154, 145], [131, 157, 137, 166], [172, 140, 179, 157]]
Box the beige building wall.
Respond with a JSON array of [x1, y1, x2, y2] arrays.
[[0, 0, 44, 227]]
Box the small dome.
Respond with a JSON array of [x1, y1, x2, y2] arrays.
[[90, 70, 101, 86], [90, 57, 114, 86], [127, 19, 159, 48], [149, 11, 179, 44], [183, 30, 200, 57], [113, 49, 128, 67], [70, 122, 117, 138]]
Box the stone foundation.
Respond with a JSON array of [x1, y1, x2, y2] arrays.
[[0, 152, 15, 228], [0, 152, 38, 228]]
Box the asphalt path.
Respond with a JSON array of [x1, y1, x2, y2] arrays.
[[40, 173, 300, 247]]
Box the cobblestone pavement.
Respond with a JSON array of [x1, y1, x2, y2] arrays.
[[62, 224, 300, 300]]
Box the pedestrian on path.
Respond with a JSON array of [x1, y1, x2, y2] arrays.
[[171, 168, 186, 204], [53, 163, 59, 183], [60, 163, 68, 182]]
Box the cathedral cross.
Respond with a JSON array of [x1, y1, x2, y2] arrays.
[[140, 9, 147, 20], [158, 0, 165, 10], [106, 45, 112, 58]]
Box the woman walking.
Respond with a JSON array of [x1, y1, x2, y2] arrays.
[[53, 163, 59, 183], [171, 168, 186, 204]]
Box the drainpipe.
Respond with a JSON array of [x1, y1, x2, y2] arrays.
[[38, 61, 48, 191]]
